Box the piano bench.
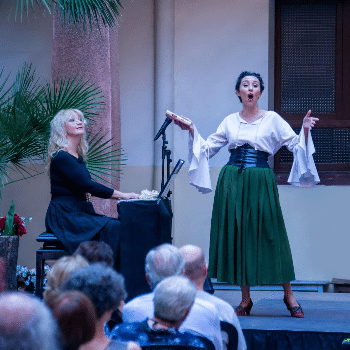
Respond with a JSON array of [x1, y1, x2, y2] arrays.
[[35, 232, 69, 298]]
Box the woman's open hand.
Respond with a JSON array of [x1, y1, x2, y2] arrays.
[[173, 116, 194, 137], [120, 192, 140, 200], [303, 110, 319, 131], [112, 190, 139, 200]]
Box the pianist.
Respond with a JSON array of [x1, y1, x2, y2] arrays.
[[45, 109, 139, 266]]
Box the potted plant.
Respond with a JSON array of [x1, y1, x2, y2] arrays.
[[0, 201, 32, 290]]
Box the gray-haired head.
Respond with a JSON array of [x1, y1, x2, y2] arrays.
[[145, 243, 185, 289], [61, 263, 127, 319], [180, 245, 207, 284], [0, 292, 60, 350], [153, 275, 196, 324]]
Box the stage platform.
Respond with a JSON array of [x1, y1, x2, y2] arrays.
[[215, 290, 350, 350]]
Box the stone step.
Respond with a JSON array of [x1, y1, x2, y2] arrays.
[[211, 279, 330, 293]]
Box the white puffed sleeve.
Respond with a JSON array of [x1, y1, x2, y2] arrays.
[[277, 118, 320, 187], [188, 122, 228, 194], [288, 127, 320, 187]]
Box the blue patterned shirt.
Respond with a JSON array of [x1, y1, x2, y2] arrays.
[[109, 319, 206, 348]]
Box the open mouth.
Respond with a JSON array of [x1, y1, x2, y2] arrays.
[[248, 93, 254, 101]]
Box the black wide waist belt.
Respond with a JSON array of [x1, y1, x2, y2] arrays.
[[227, 144, 269, 172]]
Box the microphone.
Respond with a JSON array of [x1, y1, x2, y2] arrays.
[[154, 117, 172, 141]]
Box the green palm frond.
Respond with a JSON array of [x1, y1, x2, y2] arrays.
[[86, 131, 126, 185], [0, 153, 10, 199], [0, 65, 50, 162], [0, 113, 46, 190], [0, 68, 14, 108], [0, 131, 42, 200], [0, 66, 43, 161], [13, 63, 42, 98], [57, 0, 123, 29], [0, 106, 44, 191], [6, 0, 123, 29], [41, 76, 104, 121], [7, 0, 53, 22]]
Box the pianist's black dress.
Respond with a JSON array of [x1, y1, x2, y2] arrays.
[[45, 150, 120, 261]]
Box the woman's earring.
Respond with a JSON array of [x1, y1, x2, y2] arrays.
[[65, 132, 68, 137]]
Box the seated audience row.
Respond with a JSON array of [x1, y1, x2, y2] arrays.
[[0, 240, 246, 350]]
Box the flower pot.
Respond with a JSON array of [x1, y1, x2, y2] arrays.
[[0, 236, 19, 290]]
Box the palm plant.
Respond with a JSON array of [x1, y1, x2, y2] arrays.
[[1, 0, 126, 201], [0, 64, 126, 200], [5, 0, 123, 29]]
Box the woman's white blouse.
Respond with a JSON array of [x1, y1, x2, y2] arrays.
[[188, 111, 320, 193]]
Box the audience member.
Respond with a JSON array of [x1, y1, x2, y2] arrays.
[[0, 258, 6, 293], [111, 276, 206, 348], [44, 255, 89, 308], [0, 292, 60, 350], [61, 263, 140, 350], [73, 240, 114, 267], [180, 245, 247, 350], [122, 243, 223, 350], [73, 241, 122, 326], [51, 291, 96, 350]]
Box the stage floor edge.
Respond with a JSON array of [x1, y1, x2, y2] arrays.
[[215, 290, 350, 350]]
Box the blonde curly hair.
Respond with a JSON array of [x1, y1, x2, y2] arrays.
[[47, 109, 89, 164], [44, 255, 89, 309]]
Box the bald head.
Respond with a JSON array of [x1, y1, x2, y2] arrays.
[[180, 245, 207, 289], [0, 292, 59, 350], [0, 294, 36, 331]]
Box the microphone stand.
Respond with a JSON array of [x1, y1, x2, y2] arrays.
[[161, 132, 172, 197]]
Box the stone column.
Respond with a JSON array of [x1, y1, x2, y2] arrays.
[[153, 0, 175, 190], [52, 18, 120, 217]]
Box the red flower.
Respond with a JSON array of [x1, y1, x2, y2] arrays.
[[0, 214, 28, 236], [13, 214, 22, 225], [16, 225, 27, 237]]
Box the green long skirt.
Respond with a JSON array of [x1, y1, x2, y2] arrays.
[[208, 165, 295, 286]]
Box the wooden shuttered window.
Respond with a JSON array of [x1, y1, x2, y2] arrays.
[[274, 0, 350, 184]]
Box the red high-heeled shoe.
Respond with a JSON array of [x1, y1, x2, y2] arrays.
[[235, 299, 253, 316], [283, 296, 304, 318]]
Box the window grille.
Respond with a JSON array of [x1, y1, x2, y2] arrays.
[[280, 129, 350, 164], [280, 4, 336, 114]]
